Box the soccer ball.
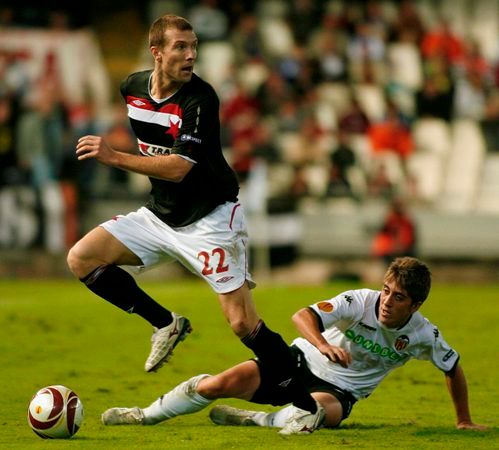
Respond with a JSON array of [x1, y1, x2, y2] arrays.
[[27, 385, 84, 439]]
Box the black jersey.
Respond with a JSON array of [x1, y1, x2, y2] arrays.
[[120, 70, 239, 227]]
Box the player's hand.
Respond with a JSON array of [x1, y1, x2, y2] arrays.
[[456, 421, 488, 431], [76, 135, 116, 165], [318, 344, 352, 368]]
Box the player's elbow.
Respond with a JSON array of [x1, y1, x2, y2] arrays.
[[292, 308, 310, 326], [163, 155, 193, 182], [167, 172, 186, 183]]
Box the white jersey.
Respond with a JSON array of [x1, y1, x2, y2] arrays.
[[293, 289, 459, 400]]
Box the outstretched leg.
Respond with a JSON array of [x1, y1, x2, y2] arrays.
[[67, 226, 190, 371]]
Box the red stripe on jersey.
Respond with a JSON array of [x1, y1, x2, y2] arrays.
[[158, 103, 183, 117]]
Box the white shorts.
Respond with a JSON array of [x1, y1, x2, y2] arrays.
[[100, 202, 255, 294]]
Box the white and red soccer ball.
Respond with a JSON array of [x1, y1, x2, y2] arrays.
[[27, 385, 84, 439]]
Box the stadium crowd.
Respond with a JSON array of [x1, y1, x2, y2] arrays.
[[0, 0, 498, 254]]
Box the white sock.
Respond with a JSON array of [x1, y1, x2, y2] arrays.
[[142, 374, 212, 425], [251, 405, 295, 428]]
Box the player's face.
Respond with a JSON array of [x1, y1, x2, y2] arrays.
[[155, 29, 198, 84], [378, 280, 421, 328]]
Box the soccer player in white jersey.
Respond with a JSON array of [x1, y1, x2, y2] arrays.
[[101, 257, 486, 432]]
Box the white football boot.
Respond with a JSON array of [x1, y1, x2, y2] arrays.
[[101, 407, 144, 425], [145, 313, 192, 372], [209, 405, 260, 426], [278, 402, 325, 435]]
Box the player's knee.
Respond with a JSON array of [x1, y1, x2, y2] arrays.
[[66, 243, 93, 279], [66, 245, 80, 275], [196, 376, 226, 399], [228, 318, 252, 338]]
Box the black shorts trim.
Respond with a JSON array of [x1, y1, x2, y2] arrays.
[[250, 345, 356, 420]]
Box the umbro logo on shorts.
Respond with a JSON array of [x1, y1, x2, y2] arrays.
[[216, 276, 234, 283]]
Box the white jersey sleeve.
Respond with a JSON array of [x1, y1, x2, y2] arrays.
[[308, 289, 368, 330]]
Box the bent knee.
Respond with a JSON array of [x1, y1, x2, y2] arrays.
[[66, 243, 98, 279], [229, 318, 255, 338], [196, 377, 227, 399]]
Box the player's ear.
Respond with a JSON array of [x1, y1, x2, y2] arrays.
[[411, 301, 423, 313], [151, 46, 161, 62]]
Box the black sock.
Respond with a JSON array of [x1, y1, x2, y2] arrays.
[[242, 320, 317, 413], [81, 265, 173, 328]]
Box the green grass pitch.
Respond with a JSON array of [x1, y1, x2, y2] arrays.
[[0, 277, 497, 449]]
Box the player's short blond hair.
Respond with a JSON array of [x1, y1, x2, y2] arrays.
[[384, 257, 431, 304], [149, 14, 193, 48]]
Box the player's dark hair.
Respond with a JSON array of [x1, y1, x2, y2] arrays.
[[149, 14, 193, 48], [384, 257, 431, 304]]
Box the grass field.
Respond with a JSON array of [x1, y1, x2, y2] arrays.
[[0, 276, 497, 449]]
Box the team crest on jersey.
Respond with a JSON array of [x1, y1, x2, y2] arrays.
[[317, 301, 333, 313], [394, 335, 410, 351]]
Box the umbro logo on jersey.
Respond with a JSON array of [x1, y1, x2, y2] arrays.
[[132, 100, 147, 106]]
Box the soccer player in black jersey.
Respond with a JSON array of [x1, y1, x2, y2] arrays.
[[67, 14, 323, 434]]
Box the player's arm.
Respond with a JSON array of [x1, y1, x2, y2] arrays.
[[75, 135, 193, 182], [292, 308, 352, 368], [444, 363, 488, 430]]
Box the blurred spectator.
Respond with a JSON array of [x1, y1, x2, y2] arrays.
[[289, 164, 310, 200], [416, 73, 454, 121], [230, 13, 265, 65], [254, 69, 294, 117], [325, 131, 357, 198], [280, 114, 326, 166], [462, 40, 493, 85], [453, 70, 488, 120], [187, 0, 229, 42], [16, 70, 68, 252], [274, 96, 303, 133], [102, 104, 136, 197], [371, 198, 417, 263], [221, 81, 259, 142], [347, 20, 386, 61], [63, 99, 100, 238], [389, 0, 425, 45], [368, 102, 414, 161], [287, 0, 324, 44], [420, 18, 464, 66], [338, 96, 371, 135], [276, 43, 308, 89], [366, 160, 396, 200], [311, 29, 348, 83], [364, 0, 390, 41], [346, 20, 386, 83], [481, 89, 499, 152], [0, 93, 23, 186]]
